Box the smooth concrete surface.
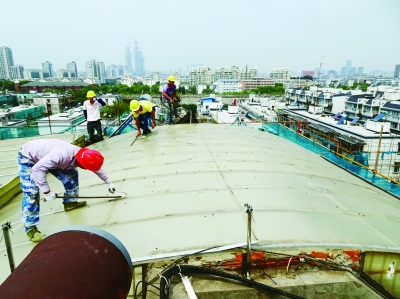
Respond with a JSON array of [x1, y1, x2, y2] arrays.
[[2, 124, 400, 292]]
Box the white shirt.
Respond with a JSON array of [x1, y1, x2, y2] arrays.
[[83, 100, 102, 121]]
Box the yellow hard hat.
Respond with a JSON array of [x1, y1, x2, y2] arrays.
[[168, 75, 176, 82], [86, 90, 96, 98], [130, 100, 140, 112]]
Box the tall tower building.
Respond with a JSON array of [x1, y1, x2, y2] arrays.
[[125, 46, 133, 74], [67, 61, 78, 77], [99, 62, 106, 84], [133, 41, 145, 76], [85, 59, 106, 83], [86, 59, 99, 78], [394, 64, 400, 79], [0, 46, 14, 79], [42, 61, 54, 78], [345, 60, 352, 76]]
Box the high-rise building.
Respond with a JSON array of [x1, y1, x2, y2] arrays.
[[212, 66, 240, 82], [107, 65, 118, 77], [107, 65, 125, 77], [345, 60, 352, 75], [394, 64, 400, 79], [125, 46, 133, 74], [270, 68, 290, 81], [42, 61, 54, 78], [86, 59, 99, 78], [24, 69, 43, 79], [99, 62, 106, 84], [133, 41, 145, 76], [239, 66, 258, 80], [85, 59, 106, 84], [67, 61, 78, 77], [357, 67, 364, 76], [57, 69, 70, 79], [0, 46, 14, 79], [8, 66, 24, 79], [187, 67, 212, 85], [117, 65, 124, 76]]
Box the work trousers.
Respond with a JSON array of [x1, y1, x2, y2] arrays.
[[138, 112, 152, 134], [17, 150, 79, 232], [87, 119, 104, 143], [163, 99, 174, 124]]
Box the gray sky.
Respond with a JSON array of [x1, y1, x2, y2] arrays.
[[1, 0, 399, 74]]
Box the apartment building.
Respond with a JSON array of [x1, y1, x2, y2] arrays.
[[240, 77, 274, 90], [187, 67, 212, 86], [0, 46, 14, 79], [211, 66, 240, 82], [270, 68, 290, 82], [214, 79, 242, 93]]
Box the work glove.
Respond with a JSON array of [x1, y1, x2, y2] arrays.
[[108, 183, 116, 194], [43, 191, 56, 201]]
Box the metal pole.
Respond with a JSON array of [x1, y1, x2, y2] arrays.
[[373, 124, 384, 173], [244, 203, 253, 279], [2, 221, 15, 272]]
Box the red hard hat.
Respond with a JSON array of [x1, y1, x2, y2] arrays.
[[76, 148, 104, 171]]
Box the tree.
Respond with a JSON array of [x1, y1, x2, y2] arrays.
[[0, 80, 16, 92], [189, 86, 197, 95]]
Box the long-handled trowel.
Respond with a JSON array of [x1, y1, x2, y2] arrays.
[[54, 191, 127, 202]]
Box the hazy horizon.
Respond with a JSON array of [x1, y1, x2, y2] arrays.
[[1, 0, 399, 74]]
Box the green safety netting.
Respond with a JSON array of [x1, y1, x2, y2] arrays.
[[263, 123, 400, 197], [12, 106, 46, 120]]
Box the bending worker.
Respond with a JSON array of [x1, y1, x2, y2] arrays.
[[17, 139, 117, 242], [162, 75, 177, 125], [130, 99, 155, 139], [83, 90, 106, 144]]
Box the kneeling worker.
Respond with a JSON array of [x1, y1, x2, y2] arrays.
[[17, 139, 117, 242], [130, 99, 156, 139]]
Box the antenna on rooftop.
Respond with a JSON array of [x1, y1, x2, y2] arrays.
[[318, 52, 324, 86]]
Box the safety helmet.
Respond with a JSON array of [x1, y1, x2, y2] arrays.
[[167, 75, 176, 82], [86, 90, 96, 98], [130, 100, 140, 112], [76, 148, 104, 171]]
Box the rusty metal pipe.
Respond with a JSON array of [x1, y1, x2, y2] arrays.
[[0, 225, 132, 299]]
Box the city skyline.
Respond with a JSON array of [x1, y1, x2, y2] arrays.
[[0, 0, 399, 74]]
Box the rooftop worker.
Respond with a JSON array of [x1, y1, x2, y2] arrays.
[[83, 90, 106, 144], [130, 99, 155, 139], [17, 139, 117, 242], [162, 75, 177, 125]]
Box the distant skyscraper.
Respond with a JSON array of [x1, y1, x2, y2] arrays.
[[125, 46, 133, 74], [117, 65, 124, 76], [86, 59, 99, 78], [394, 64, 400, 79], [107, 64, 118, 77], [9, 66, 24, 79], [42, 61, 54, 78], [0, 46, 14, 79], [99, 62, 106, 84], [340, 67, 346, 77], [133, 41, 145, 76], [345, 60, 352, 76], [85, 59, 106, 83], [357, 67, 364, 75], [67, 61, 78, 77]]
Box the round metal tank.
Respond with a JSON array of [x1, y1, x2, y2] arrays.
[[0, 225, 132, 299], [137, 94, 153, 101]]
